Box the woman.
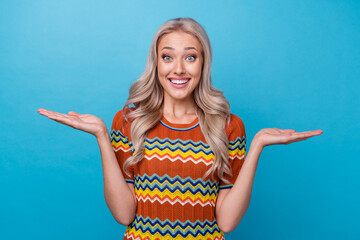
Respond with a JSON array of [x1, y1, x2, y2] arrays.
[[38, 18, 322, 239]]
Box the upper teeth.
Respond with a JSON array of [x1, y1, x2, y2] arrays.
[[170, 79, 189, 84]]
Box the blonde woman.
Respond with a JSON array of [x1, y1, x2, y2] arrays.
[[38, 18, 322, 239]]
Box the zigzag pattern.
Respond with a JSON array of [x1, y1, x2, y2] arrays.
[[228, 136, 246, 160], [110, 129, 133, 152], [124, 231, 225, 240], [110, 131, 245, 159], [123, 215, 223, 239], [135, 174, 218, 195], [144, 136, 246, 165], [111, 112, 245, 240], [135, 174, 218, 207], [144, 138, 215, 165], [228, 136, 246, 150], [144, 152, 213, 166], [145, 138, 213, 153], [136, 194, 215, 207]]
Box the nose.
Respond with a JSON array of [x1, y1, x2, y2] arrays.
[[174, 59, 185, 75]]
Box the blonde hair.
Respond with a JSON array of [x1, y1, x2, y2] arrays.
[[122, 17, 232, 183]]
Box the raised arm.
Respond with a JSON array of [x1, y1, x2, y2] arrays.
[[37, 108, 137, 225], [216, 128, 323, 233]]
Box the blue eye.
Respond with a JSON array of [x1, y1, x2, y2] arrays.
[[187, 55, 196, 61], [162, 55, 171, 61]]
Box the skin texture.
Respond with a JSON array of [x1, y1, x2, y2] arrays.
[[157, 31, 203, 124], [37, 30, 323, 232]]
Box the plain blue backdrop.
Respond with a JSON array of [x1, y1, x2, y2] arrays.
[[1, 0, 359, 239]]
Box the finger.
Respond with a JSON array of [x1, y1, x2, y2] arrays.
[[313, 129, 323, 135], [68, 111, 80, 116], [50, 118, 78, 129], [294, 132, 319, 138], [288, 136, 315, 144], [38, 108, 50, 115], [38, 109, 57, 118], [279, 129, 296, 133], [38, 110, 48, 116], [37, 108, 48, 112], [47, 111, 69, 118], [38, 109, 64, 116], [47, 114, 78, 127], [287, 132, 322, 143], [47, 113, 68, 121], [298, 130, 323, 135]]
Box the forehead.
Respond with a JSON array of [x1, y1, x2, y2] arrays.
[[158, 31, 202, 52]]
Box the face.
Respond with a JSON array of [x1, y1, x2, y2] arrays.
[[157, 31, 203, 104]]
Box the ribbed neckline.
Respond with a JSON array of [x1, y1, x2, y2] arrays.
[[160, 115, 199, 131]]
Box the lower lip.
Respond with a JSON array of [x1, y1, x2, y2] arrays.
[[168, 79, 191, 89]]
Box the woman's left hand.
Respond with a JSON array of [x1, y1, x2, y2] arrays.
[[254, 128, 323, 148]]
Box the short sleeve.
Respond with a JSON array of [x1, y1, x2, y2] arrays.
[[219, 114, 246, 190], [110, 110, 135, 184]]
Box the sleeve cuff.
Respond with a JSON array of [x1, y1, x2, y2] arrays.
[[125, 179, 134, 184], [219, 184, 233, 190]]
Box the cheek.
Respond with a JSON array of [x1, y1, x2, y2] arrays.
[[158, 63, 171, 77], [189, 63, 202, 77]]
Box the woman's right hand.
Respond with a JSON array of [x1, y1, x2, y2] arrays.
[[37, 108, 107, 138]]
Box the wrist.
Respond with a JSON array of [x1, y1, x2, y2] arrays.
[[251, 134, 265, 151], [96, 127, 109, 141]]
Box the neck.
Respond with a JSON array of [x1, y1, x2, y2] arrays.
[[162, 95, 197, 120]]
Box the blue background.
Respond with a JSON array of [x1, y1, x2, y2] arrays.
[[1, 0, 359, 239]]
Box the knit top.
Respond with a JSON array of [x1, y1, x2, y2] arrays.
[[110, 109, 246, 240]]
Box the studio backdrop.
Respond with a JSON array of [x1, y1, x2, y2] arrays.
[[1, 0, 359, 239]]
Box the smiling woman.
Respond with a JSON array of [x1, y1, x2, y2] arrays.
[[157, 31, 203, 104], [38, 17, 322, 240]]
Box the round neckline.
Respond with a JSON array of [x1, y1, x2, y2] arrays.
[[160, 115, 199, 131]]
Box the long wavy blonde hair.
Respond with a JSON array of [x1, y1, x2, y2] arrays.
[[122, 17, 232, 183]]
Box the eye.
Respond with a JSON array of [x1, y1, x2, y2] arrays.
[[162, 54, 172, 61], [186, 55, 196, 61]]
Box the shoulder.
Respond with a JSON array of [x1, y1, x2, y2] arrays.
[[111, 108, 135, 136], [225, 113, 246, 138]]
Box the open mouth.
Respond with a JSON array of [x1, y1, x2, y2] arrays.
[[168, 78, 191, 85]]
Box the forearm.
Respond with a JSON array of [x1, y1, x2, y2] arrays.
[[217, 137, 263, 233], [96, 131, 137, 225]]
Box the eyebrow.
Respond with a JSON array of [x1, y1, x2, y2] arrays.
[[161, 46, 199, 52]]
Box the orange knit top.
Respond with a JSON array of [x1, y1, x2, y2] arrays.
[[110, 109, 246, 240]]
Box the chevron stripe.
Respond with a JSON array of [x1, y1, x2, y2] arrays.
[[110, 129, 133, 152], [144, 149, 214, 165], [124, 230, 225, 240], [144, 152, 213, 166], [136, 187, 216, 201], [134, 174, 218, 207], [228, 136, 246, 162], [136, 195, 215, 207], [144, 138, 214, 165], [143, 136, 246, 166], [132, 216, 219, 234], [111, 111, 245, 240], [229, 151, 245, 160], [228, 136, 246, 150], [136, 193, 216, 207], [135, 174, 218, 189], [145, 137, 212, 151], [135, 176, 218, 196], [123, 216, 224, 239]]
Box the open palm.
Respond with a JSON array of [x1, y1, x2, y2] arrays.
[[255, 128, 323, 147], [37, 108, 107, 137]]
